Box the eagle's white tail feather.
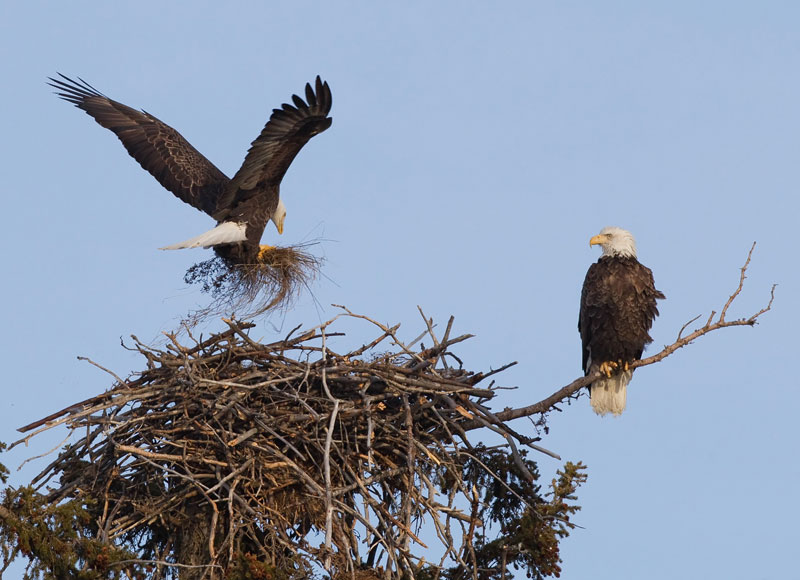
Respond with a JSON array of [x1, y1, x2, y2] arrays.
[[159, 222, 247, 250], [590, 370, 631, 416]]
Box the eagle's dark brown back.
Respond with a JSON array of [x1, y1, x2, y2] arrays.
[[579, 256, 665, 374]]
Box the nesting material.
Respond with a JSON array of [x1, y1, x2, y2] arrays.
[[184, 243, 323, 318]]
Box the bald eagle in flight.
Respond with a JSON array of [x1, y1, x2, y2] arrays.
[[49, 74, 332, 264], [579, 227, 665, 416]]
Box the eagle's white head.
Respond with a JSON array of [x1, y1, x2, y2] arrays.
[[590, 226, 637, 258], [271, 198, 287, 235]]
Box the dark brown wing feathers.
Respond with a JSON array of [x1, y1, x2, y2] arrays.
[[228, 76, 333, 193], [579, 256, 665, 374], [49, 74, 229, 217]]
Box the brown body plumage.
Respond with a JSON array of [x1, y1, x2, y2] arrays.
[[49, 74, 332, 264]]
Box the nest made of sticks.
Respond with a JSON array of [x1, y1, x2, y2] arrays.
[[184, 243, 323, 319], [15, 308, 550, 579]]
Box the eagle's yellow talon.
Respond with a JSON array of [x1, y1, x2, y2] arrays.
[[599, 361, 618, 377], [258, 245, 276, 260]]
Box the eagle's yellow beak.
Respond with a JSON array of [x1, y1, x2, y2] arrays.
[[272, 199, 287, 235], [275, 210, 285, 235], [589, 234, 605, 247]]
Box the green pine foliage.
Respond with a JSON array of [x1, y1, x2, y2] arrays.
[[0, 447, 145, 579]]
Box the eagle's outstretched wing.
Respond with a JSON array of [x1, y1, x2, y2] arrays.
[[49, 74, 229, 217], [216, 76, 332, 217]]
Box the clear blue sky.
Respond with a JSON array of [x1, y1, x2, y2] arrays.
[[1, 2, 797, 578]]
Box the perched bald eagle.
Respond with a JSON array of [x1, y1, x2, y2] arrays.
[[49, 74, 332, 264], [579, 227, 665, 416]]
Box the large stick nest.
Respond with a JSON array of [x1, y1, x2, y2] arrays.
[[15, 308, 564, 579]]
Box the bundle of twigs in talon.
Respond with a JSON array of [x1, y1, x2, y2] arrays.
[[13, 309, 586, 580], [184, 243, 323, 319]]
